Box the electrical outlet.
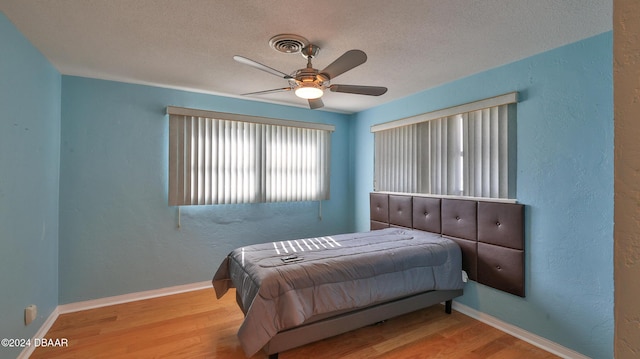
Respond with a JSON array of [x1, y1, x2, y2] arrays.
[[25, 305, 37, 326]]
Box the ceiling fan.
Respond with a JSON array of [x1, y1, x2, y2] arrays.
[[233, 44, 387, 110]]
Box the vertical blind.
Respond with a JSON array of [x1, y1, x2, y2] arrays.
[[372, 93, 517, 199], [168, 107, 333, 205]]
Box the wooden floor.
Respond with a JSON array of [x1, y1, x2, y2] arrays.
[[31, 288, 559, 359]]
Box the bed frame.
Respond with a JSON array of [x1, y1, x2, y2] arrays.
[[261, 192, 524, 358]]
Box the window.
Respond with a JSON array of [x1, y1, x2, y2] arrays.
[[167, 107, 334, 205], [372, 93, 517, 199]]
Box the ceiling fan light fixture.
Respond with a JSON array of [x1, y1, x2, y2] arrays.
[[294, 83, 324, 99]]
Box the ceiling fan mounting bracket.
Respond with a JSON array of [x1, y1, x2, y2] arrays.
[[301, 44, 320, 59]]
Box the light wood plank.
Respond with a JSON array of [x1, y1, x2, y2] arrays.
[[31, 288, 558, 359]]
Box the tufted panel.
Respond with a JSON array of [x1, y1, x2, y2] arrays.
[[478, 202, 524, 249], [441, 199, 477, 241], [389, 195, 413, 228], [370, 192, 390, 229], [477, 243, 524, 296], [412, 197, 441, 233], [370, 221, 390, 230], [448, 237, 478, 281]]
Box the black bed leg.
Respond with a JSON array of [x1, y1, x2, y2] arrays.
[[268, 353, 278, 359], [445, 300, 453, 314]]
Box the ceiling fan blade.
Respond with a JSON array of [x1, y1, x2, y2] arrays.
[[320, 50, 367, 80], [308, 98, 324, 109], [329, 84, 388, 96], [233, 55, 293, 80], [241, 87, 292, 96]]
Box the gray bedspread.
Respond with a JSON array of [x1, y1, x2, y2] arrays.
[[212, 227, 464, 357]]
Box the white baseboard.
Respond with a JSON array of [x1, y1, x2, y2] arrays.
[[17, 280, 212, 358], [57, 280, 212, 314], [17, 306, 60, 359], [452, 302, 590, 359]]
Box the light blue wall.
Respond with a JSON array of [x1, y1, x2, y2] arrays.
[[0, 12, 61, 359], [351, 32, 613, 358], [58, 77, 353, 303]]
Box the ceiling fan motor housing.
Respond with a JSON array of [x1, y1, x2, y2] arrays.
[[294, 67, 322, 83]]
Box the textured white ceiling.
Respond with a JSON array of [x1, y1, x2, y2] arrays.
[[1, 0, 611, 113]]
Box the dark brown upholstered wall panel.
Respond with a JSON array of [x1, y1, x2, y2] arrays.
[[441, 199, 477, 241], [370, 221, 390, 230], [389, 195, 413, 228], [448, 237, 478, 281], [412, 197, 441, 233], [478, 202, 524, 250], [370, 193, 390, 230], [477, 243, 525, 297]]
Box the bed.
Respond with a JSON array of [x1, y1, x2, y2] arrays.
[[213, 192, 524, 358]]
